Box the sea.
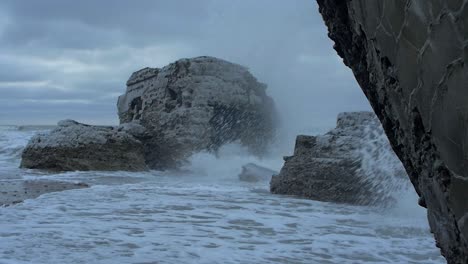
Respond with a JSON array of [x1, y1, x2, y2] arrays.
[[0, 125, 445, 264]]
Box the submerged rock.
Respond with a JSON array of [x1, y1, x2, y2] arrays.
[[0, 180, 89, 206], [317, 0, 468, 261], [238, 163, 277, 182], [21, 120, 148, 171], [117, 56, 277, 169], [270, 112, 406, 205]]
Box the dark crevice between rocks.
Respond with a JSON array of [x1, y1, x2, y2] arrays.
[[129, 97, 143, 121], [167, 88, 178, 101], [412, 108, 426, 148]]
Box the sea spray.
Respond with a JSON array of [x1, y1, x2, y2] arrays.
[[0, 126, 42, 163], [180, 143, 283, 183], [356, 123, 412, 206]]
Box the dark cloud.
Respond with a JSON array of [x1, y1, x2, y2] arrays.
[[0, 0, 210, 49], [0, 0, 370, 132]]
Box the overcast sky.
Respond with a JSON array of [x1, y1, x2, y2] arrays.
[[0, 0, 370, 133]]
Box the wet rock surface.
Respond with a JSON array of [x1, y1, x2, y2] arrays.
[[238, 163, 277, 182], [20, 57, 276, 172], [118, 56, 277, 169], [21, 120, 148, 171], [317, 0, 468, 262], [0, 180, 89, 206], [271, 112, 405, 205]]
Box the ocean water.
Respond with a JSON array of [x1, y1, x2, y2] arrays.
[[0, 126, 445, 264]]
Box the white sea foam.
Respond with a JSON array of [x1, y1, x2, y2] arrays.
[[0, 126, 444, 264]]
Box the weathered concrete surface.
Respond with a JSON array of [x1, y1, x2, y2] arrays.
[[21, 120, 148, 171], [238, 163, 277, 182], [0, 180, 89, 206], [118, 56, 277, 169], [317, 0, 468, 262], [270, 112, 403, 205]]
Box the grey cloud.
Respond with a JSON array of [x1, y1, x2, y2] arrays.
[[0, 0, 370, 133], [0, 0, 210, 49]]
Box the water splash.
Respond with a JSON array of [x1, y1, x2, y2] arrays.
[[0, 127, 38, 163], [179, 143, 283, 183], [356, 124, 414, 207]]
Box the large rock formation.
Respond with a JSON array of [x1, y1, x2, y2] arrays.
[[21, 56, 276, 172], [316, 0, 468, 262], [117, 56, 277, 169], [270, 112, 406, 205], [21, 120, 148, 171]]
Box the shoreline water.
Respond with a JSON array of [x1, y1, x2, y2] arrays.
[[0, 125, 444, 263]]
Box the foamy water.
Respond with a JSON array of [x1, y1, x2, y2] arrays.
[[0, 126, 444, 264]]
